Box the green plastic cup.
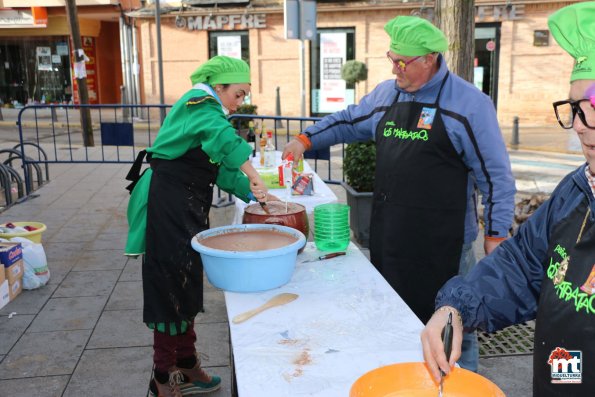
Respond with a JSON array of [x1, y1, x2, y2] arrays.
[[314, 203, 350, 251]]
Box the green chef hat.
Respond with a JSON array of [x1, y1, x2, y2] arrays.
[[190, 55, 250, 86], [548, 2, 595, 82], [384, 16, 448, 56]]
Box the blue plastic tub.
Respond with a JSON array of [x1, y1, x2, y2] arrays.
[[191, 224, 306, 292]]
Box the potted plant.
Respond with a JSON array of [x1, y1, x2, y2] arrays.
[[233, 103, 258, 130], [341, 140, 375, 248]]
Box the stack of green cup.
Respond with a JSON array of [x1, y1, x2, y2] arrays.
[[314, 203, 350, 251]]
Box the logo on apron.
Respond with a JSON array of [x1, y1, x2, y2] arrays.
[[548, 347, 582, 384], [580, 264, 595, 295], [417, 107, 437, 129]]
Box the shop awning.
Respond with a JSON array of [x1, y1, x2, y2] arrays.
[[183, 0, 249, 4], [126, 0, 252, 18], [0, 7, 47, 28]]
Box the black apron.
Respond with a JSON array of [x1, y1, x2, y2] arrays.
[[533, 199, 595, 396], [370, 73, 468, 323], [142, 146, 219, 328]]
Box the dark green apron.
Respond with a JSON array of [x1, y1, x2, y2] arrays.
[[370, 73, 468, 323], [533, 198, 594, 396]]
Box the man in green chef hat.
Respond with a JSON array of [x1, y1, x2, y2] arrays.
[[125, 55, 272, 397], [283, 15, 515, 373], [422, 2, 595, 396]]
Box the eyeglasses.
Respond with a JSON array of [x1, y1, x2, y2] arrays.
[[553, 98, 595, 129], [386, 51, 422, 72]]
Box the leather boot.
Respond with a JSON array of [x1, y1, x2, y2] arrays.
[[177, 353, 221, 394], [149, 368, 184, 397]]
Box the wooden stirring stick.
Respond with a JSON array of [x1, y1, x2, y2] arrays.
[[232, 293, 298, 324]]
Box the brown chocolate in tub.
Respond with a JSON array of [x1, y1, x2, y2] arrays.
[[200, 230, 298, 251]]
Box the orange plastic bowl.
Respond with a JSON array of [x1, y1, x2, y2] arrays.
[[350, 362, 505, 397]]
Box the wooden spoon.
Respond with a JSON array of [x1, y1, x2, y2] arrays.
[[232, 293, 299, 324]]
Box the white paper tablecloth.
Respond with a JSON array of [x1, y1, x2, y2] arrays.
[[231, 152, 338, 225], [224, 242, 425, 396]]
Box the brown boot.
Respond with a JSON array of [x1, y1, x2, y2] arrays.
[[177, 353, 222, 394], [149, 368, 185, 397]]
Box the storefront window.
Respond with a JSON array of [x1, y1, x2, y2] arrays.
[[208, 30, 250, 63], [310, 28, 355, 116], [0, 36, 72, 107], [474, 24, 500, 108]]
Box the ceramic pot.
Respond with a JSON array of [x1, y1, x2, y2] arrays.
[[242, 201, 310, 238]]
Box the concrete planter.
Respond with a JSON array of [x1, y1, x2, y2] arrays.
[[341, 181, 373, 248]]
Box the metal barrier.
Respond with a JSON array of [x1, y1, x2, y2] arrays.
[[15, 105, 345, 204], [227, 114, 345, 186], [16, 104, 170, 195]]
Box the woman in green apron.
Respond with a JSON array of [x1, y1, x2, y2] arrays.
[[126, 56, 270, 397]]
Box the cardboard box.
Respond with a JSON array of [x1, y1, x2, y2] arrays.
[[4, 260, 24, 285], [8, 278, 22, 301], [0, 260, 5, 285], [0, 242, 22, 267], [0, 280, 9, 310], [0, 242, 24, 284]]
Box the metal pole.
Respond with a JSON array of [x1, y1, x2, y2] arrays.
[[275, 86, 284, 128], [300, 40, 306, 117], [131, 22, 142, 118], [511, 116, 519, 146], [155, 0, 166, 124], [119, 16, 131, 120], [121, 85, 129, 122]]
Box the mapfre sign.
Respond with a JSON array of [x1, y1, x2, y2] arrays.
[[175, 14, 266, 30]]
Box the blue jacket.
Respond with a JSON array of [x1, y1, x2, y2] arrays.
[[436, 164, 594, 332], [304, 56, 516, 243]]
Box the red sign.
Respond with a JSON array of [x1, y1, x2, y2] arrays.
[[70, 36, 99, 104], [486, 40, 496, 52]]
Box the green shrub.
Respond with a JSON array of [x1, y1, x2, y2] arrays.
[[234, 104, 258, 129], [343, 140, 376, 192], [341, 60, 368, 85]]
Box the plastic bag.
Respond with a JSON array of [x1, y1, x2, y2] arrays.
[[9, 237, 50, 289]]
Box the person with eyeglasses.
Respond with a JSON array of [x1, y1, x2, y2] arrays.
[[282, 15, 515, 372], [421, 3, 595, 396]]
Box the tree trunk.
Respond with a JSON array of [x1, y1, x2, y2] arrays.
[[65, 0, 94, 147], [434, 0, 475, 84]]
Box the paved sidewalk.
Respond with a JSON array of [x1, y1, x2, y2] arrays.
[[0, 164, 233, 396]]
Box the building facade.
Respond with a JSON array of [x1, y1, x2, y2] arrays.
[[0, 0, 140, 107], [131, 0, 582, 128], [1, 0, 582, 129]]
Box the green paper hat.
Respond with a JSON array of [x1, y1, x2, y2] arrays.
[[548, 2, 595, 82], [384, 16, 448, 56], [190, 56, 251, 85]]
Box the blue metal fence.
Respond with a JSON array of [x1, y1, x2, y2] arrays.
[[12, 104, 344, 204]]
